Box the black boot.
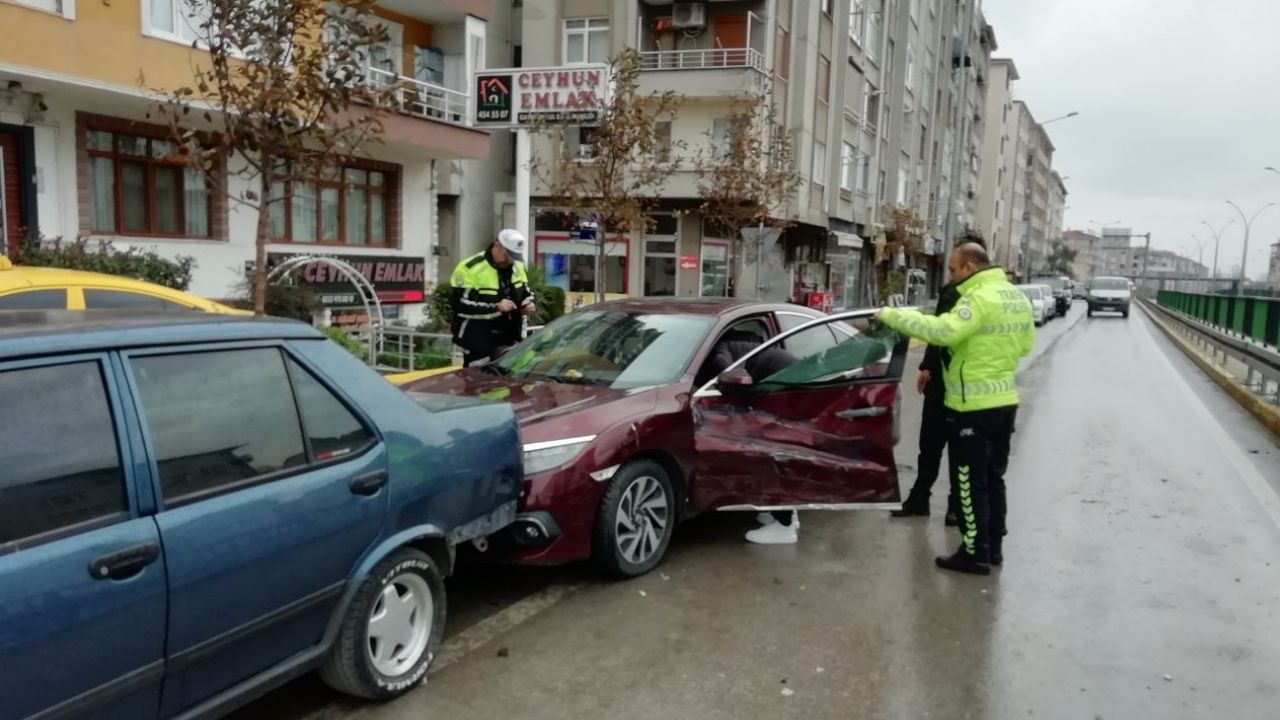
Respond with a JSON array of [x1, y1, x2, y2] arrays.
[[891, 497, 930, 518], [991, 529, 1006, 566], [935, 548, 991, 576]]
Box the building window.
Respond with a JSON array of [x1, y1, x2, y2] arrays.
[[858, 152, 872, 194], [866, 1, 883, 63], [849, 0, 864, 46], [654, 121, 673, 163], [269, 161, 396, 246], [564, 127, 601, 161], [840, 142, 856, 192], [817, 56, 832, 103], [145, 0, 209, 43], [564, 18, 609, 64], [84, 128, 212, 238], [774, 29, 790, 80], [813, 141, 828, 187], [905, 40, 916, 91]]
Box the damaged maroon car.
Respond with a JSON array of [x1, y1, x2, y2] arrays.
[[401, 299, 908, 578]]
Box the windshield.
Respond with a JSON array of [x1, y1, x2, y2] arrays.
[[494, 310, 715, 388], [1092, 278, 1130, 291], [1035, 277, 1066, 291], [1017, 286, 1042, 301]]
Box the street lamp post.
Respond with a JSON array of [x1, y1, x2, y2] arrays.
[[1226, 201, 1277, 294], [1188, 234, 1205, 272], [1200, 219, 1235, 287], [1266, 166, 1280, 177]]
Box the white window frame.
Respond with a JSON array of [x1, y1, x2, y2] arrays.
[[840, 142, 856, 192], [813, 141, 828, 188], [9, 0, 75, 18], [142, 0, 209, 45], [848, 0, 863, 46], [563, 17, 609, 65]]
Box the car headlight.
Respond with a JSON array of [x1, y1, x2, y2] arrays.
[[522, 436, 596, 476]]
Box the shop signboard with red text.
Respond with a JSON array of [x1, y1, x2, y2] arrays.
[[473, 65, 610, 128]]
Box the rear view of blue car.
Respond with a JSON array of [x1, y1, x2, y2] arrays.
[[0, 312, 521, 720]]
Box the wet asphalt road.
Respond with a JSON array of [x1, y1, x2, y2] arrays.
[[235, 301, 1280, 720]]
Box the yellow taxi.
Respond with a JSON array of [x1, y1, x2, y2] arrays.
[[0, 255, 248, 314]]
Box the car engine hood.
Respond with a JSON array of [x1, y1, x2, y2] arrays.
[[402, 369, 659, 444]]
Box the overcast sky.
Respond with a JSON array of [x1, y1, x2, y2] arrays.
[[983, 0, 1280, 279]]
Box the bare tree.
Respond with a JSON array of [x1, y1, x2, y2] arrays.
[[532, 49, 682, 303], [694, 99, 801, 297], [152, 0, 398, 314]]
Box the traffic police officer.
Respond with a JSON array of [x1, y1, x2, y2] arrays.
[[877, 243, 1034, 575], [450, 229, 535, 366]]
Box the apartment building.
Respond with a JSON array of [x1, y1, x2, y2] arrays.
[[0, 0, 493, 325], [990, 100, 1057, 280], [975, 57, 1014, 263], [1062, 229, 1100, 282], [515, 0, 995, 308]]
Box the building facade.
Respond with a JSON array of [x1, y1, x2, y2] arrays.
[[975, 57, 1016, 263], [1062, 229, 1099, 281], [0, 0, 493, 326], [516, 0, 994, 310], [1269, 241, 1280, 286]]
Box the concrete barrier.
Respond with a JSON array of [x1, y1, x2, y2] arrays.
[[1140, 300, 1280, 439]]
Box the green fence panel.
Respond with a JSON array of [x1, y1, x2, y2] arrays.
[[1157, 291, 1279, 350]]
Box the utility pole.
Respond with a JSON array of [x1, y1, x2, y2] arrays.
[[1226, 200, 1276, 294]]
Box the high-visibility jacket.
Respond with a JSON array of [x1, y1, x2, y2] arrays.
[[880, 267, 1034, 412], [449, 250, 532, 345]]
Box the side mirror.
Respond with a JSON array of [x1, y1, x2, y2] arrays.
[[716, 367, 754, 394]]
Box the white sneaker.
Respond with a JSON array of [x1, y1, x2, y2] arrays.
[[745, 520, 798, 545]]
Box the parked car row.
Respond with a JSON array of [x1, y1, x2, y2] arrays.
[[2, 298, 910, 720]]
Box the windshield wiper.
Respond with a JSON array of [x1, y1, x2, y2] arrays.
[[480, 363, 511, 376], [543, 374, 600, 385]]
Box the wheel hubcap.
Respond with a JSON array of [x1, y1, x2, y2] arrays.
[[366, 572, 433, 677], [615, 475, 669, 565]]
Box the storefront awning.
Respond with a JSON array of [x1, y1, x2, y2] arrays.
[[833, 232, 865, 249]]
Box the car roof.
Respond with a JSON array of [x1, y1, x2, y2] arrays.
[[581, 296, 811, 317], [0, 262, 241, 312], [0, 311, 321, 361]]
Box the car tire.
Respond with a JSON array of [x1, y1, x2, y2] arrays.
[[320, 548, 446, 700], [592, 459, 676, 579]]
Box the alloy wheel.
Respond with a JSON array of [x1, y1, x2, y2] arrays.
[[366, 572, 434, 677], [614, 475, 670, 565]]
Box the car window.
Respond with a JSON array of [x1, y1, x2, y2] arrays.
[[0, 289, 67, 310], [84, 289, 194, 311], [131, 348, 307, 503], [777, 312, 841, 358], [496, 310, 715, 389], [285, 358, 375, 462], [0, 361, 127, 548], [1092, 278, 1130, 291], [715, 316, 900, 392], [694, 315, 776, 387]]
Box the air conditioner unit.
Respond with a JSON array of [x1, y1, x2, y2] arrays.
[[672, 3, 707, 29]]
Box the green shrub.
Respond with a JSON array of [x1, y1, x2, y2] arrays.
[[226, 282, 321, 320], [19, 236, 195, 290], [322, 326, 369, 360]]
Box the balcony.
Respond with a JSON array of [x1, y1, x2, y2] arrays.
[[363, 67, 469, 126], [635, 8, 769, 99]]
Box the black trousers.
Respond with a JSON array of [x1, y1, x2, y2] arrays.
[[947, 406, 1017, 562], [459, 320, 518, 367], [903, 391, 959, 515]]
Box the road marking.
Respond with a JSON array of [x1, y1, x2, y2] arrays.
[[1139, 309, 1280, 532], [430, 580, 586, 674]]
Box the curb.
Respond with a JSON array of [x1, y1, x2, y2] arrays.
[[1140, 301, 1280, 439]]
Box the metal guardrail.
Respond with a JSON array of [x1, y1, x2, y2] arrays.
[[639, 48, 767, 73], [1149, 296, 1280, 406], [364, 67, 469, 126], [1157, 291, 1279, 351]]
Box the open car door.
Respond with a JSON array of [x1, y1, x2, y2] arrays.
[[689, 309, 909, 512]]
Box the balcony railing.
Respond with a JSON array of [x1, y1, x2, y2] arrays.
[[639, 48, 767, 74], [364, 67, 469, 126]]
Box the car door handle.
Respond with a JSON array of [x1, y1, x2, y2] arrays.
[[836, 406, 889, 419], [88, 543, 160, 581], [349, 470, 389, 496]]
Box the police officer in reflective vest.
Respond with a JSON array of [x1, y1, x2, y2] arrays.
[[877, 243, 1035, 575], [450, 229, 535, 366]]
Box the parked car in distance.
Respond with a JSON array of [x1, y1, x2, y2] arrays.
[[1034, 284, 1057, 320], [0, 255, 248, 314], [1073, 282, 1088, 299], [1088, 276, 1133, 318], [0, 311, 521, 720], [1032, 275, 1072, 316], [403, 299, 909, 579], [1016, 284, 1052, 326]]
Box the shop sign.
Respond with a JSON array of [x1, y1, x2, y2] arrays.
[[473, 65, 610, 128], [268, 253, 426, 307], [679, 255, 699, 270], [834, 232, 865, 249]]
